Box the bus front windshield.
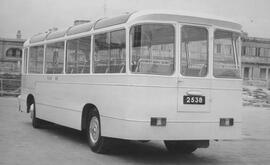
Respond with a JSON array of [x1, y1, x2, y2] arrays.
[[213, 30, 240, 78]]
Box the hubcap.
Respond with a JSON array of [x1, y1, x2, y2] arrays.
[[89, 116, 100, 144]]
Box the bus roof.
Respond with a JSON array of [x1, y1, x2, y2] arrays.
[[26, 10, 241, 46]]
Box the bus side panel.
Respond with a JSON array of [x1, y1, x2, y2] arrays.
[[32, 75, 132, 131], [35, 82, 83, 130], [34, 77, 138, 130], [36, 103, 81, 129]]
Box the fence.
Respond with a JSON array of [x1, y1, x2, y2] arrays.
[[0, 78, 21, 96]]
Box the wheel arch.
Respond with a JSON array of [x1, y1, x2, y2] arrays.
[[81, 103, 99, 131], [26, 94, 35, 113]]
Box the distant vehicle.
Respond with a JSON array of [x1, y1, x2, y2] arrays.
[[18, 10, 242, 154]]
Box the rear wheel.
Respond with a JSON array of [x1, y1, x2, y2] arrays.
[[164, 141, 198, 154], [86, 110, 111, 153]]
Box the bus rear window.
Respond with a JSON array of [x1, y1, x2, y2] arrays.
[[130, 24, 175, 75], [213, 30, 240, 78], [180, 25, 208, 77]]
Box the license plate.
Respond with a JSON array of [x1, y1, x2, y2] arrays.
[[183, 95, 205, 104]]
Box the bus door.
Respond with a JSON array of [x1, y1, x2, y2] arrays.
[[177, 25, 211, 112]]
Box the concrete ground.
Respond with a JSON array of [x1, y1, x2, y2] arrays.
[[0, 97, 270, 165]]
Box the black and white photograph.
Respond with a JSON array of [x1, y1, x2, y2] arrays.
[[0, 0, 270, 164]]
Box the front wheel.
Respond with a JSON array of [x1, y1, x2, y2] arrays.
[[164, 141, 198, 154], [86, 111, 110, 153], [30, 103, 42, 128]]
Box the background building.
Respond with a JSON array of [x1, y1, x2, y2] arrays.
[[0, 30, 25, 74], [0, 31, 25, 96], [241, 36, 270, 87]]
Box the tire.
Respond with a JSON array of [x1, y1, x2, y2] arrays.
[[164, 141, 197, 154], [86, 110, 110, 153], [30, 102, 42, 128]]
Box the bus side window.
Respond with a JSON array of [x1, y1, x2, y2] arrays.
[[66, 36, 91, 74], [45, 42, 64, 74], [93, 29, 126, 74], [109, 30, 126, 73], [28, 45, 44, 74], [93, 33, 109, 73]]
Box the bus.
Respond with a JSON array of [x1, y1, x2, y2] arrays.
[[19, 10, 242, 154]]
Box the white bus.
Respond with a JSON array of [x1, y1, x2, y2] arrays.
[[19, 10, 242, 154]]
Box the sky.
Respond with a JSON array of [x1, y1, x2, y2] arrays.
[[0, 0, 270, 39]]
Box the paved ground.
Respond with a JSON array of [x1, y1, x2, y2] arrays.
[[0, 97, 270, 165]]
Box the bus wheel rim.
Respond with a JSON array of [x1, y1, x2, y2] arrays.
[[89, 116, 100, 144]]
